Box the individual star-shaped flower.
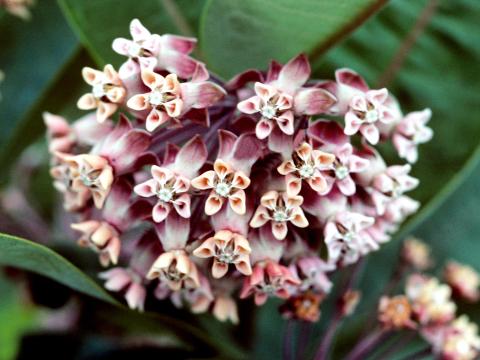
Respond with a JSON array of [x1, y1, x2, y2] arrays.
[[249, 190, 308, 240], [344, 88, 394, 144], [237, 54, 336, 140], [127, 69, 225, 132], [193, 230, 252, 278], [191, 159, 251, 215], [393, 108, 433, 163], [277, 142, 335, 196], [77, 65, 126, 123], [134, 166, 191, 222]]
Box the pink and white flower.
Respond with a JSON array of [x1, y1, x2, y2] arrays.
[[71, 221, 120, 267], [250, 190, 308, 240], [191, 159, 251, 215], [100, 267, 147, 311], [77, 65, 126, 123], [134, 165, 191, 222], [277, 142, 335, 196], [240, 260, 300, 305], [370, 164, 419, 216], [193, 230, 252, 278], [113, 19, 202, 79], [344, 88, 394, 144], [393, 108, 433, 163], [237, 55, 336, 140], [324, 211, 376, 265], [127, 69, 225, 131]]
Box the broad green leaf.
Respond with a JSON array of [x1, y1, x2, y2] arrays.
[[251, 0, 480, 356], [0, 275, 38, 360], [0, 233, 246, 358], [0, 233, 120, 305], [58, 0, 206, 66], [0, 0, 77, 148], [200, 0, 387, 78], [316, 0, 480, 206]]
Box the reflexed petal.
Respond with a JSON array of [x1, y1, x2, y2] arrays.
[[162, 34, 197, 54], [335, 68, 369, 92], [180, 81, 226, 110], [277, 54, 311, 93], [172, 193, 191, 218], [294, 88, 336, 115]]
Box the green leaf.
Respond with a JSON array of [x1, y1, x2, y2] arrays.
[[0, 233, 246, 358], [0, 232, 120, 305], [200, 0, 387, 78], [57, 0, 206, 66], [0, 274, 38, 360], [0, 0, 77, 148], [316, 0, 480, 206]]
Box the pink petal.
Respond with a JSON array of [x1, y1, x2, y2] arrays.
[[218, 130, 238, 160], [335, 68, 369, 92], [276, 111, 294, 135], [174, 135, 207, 177], [162, 34, 197, 54], [172, 193, 191, 218], [125, 283, 146, 311], [344, 112, 362, 135], [294, 88, 336, 115], [277, 54, 311, 94], [337, 176, 356, 196], [180, 81, 226, 110]]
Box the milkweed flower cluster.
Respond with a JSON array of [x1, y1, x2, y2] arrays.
[[377, 239, 480, 360], [45, 19, 433, 323]]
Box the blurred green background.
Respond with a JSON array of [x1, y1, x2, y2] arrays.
[[0, 0, 479, 358]]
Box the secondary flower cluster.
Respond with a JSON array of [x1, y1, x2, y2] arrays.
[[378, 238, 480, 360], [45, 19, 433, 323]]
